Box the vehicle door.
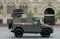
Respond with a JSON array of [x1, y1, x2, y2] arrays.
[[33, 19, 40, 32], [23, 18, 33, 32]]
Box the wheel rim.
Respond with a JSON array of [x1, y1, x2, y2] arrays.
[[15, 30, 22, 37], [42, 29, 50, 36], [17, 30, 21, 36]]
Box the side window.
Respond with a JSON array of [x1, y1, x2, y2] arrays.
[[27, 19, 32, 22], [33, 18, 40, 26], [33, 18, 37, 22], [33, 18, 38, 25], [19, 18, 27, 22]]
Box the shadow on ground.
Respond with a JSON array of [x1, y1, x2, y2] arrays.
[[9, 36, 53, 39]]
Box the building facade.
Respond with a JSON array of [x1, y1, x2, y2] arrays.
[[0, 0, 60, 25]]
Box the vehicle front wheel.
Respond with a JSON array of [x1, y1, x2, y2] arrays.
[[14, 29, 23, 37], [40, 28, 50, 37]]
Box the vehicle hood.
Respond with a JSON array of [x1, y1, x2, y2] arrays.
[[41, 24, 51, 27]]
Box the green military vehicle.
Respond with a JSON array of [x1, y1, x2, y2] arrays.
[[7, 9, 53, 37]]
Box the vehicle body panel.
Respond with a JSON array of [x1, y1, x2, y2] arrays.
[[10, 18, 53, 33]]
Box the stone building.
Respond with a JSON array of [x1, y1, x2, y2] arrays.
[[0, 0, 60, 25]]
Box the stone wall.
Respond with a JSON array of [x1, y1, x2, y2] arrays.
[[0, 0, 60, 25]]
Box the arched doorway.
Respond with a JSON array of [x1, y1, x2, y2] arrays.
[[44, 8, 54, 14], [44, 8, 55, 25], [0, 2, 3, 13], [7, 2, 15, 14]]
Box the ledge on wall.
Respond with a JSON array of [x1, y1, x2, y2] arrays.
[[0, 23, 8, 26], [55, 24, 60, 26]]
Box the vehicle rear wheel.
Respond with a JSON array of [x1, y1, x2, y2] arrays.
[[40, 28, 50, 37], [14, 29, 23, 37]]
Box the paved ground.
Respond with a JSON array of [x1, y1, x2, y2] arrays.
[[0, 26, 59, 39]]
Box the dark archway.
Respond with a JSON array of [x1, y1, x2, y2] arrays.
[[7, 2, 15, 14], [0, 2, 3, 13], [44, 8, 55, 25], [44, 16, 55, 25], [44, 8, 55, 14]]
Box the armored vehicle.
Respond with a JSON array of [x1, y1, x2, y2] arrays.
[[7, 9, 53, 37]]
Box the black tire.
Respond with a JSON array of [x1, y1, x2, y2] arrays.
[[41, 28, 50, 37], [14, 29, 23, 37]]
